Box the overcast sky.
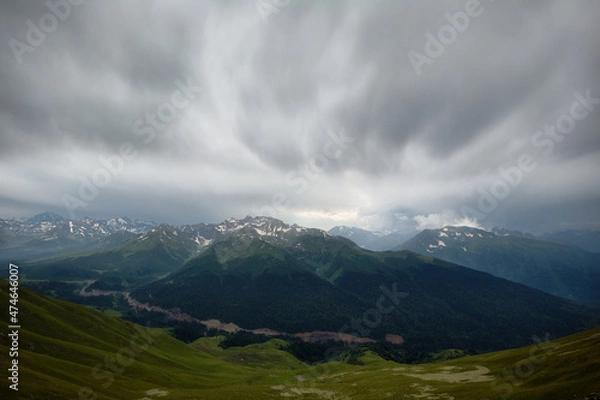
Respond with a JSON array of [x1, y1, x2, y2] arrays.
[[1, 0, 599, 233]]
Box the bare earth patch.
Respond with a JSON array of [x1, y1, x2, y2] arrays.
[[145, 388, 169, 397], [407, 383, 455, 399], [271, 385, 350, 399], [401, 365, 493, 383], [138, 388, 169, 399]]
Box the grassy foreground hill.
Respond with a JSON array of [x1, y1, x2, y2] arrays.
[[1, 281, 600, 399]]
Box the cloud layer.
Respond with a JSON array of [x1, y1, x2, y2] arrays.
[[1, 0, 599, 232]]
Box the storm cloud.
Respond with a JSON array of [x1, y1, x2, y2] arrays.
[[1, 0, 599, 232]]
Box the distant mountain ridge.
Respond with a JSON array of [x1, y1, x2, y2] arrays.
[[0, 212, 158, 261], [328, 226, 411, 251], [396, 225, 600, 305], [329, 223, 600, 253], [540, 229, 600, 253]]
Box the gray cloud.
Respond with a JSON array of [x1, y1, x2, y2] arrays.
[[0, 0, 598, 232]]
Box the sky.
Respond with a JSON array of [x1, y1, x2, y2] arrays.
[[1, 0, 599, 233]]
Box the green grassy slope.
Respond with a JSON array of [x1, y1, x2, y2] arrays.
[[0, 282, 257, 399], [1, 282, 599, 399], [190, 336, 306, 370]]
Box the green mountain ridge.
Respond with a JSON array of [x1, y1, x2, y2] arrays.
[[131, 236, 600, 354]]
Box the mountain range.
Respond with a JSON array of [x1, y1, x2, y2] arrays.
[[330, 224, 600, 253], [3, 213, 600, 397], [18, 216, 336, 287], [11, 214, 597, 355], [8, 213, 600, 306], [396, 226, 600, 305], [0, 212, 157, 262]]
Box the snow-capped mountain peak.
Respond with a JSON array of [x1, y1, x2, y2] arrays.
[[0, 213, 335, 261], [212, 216, 315, 240], [0, 214, 158, 248]]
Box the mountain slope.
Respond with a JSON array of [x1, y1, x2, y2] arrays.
[[1, 282, 599, 400], [132, 237, 599, 353], [396, 226, 600, 305], [132, 238, 365, 333], [0, 281, 260, 400]]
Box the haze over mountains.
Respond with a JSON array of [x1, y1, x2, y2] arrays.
[[540, 229, 600, 253], [328, 226, 412, 251], [329, 223, 600, 253], [0, 212, 157, 262]]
